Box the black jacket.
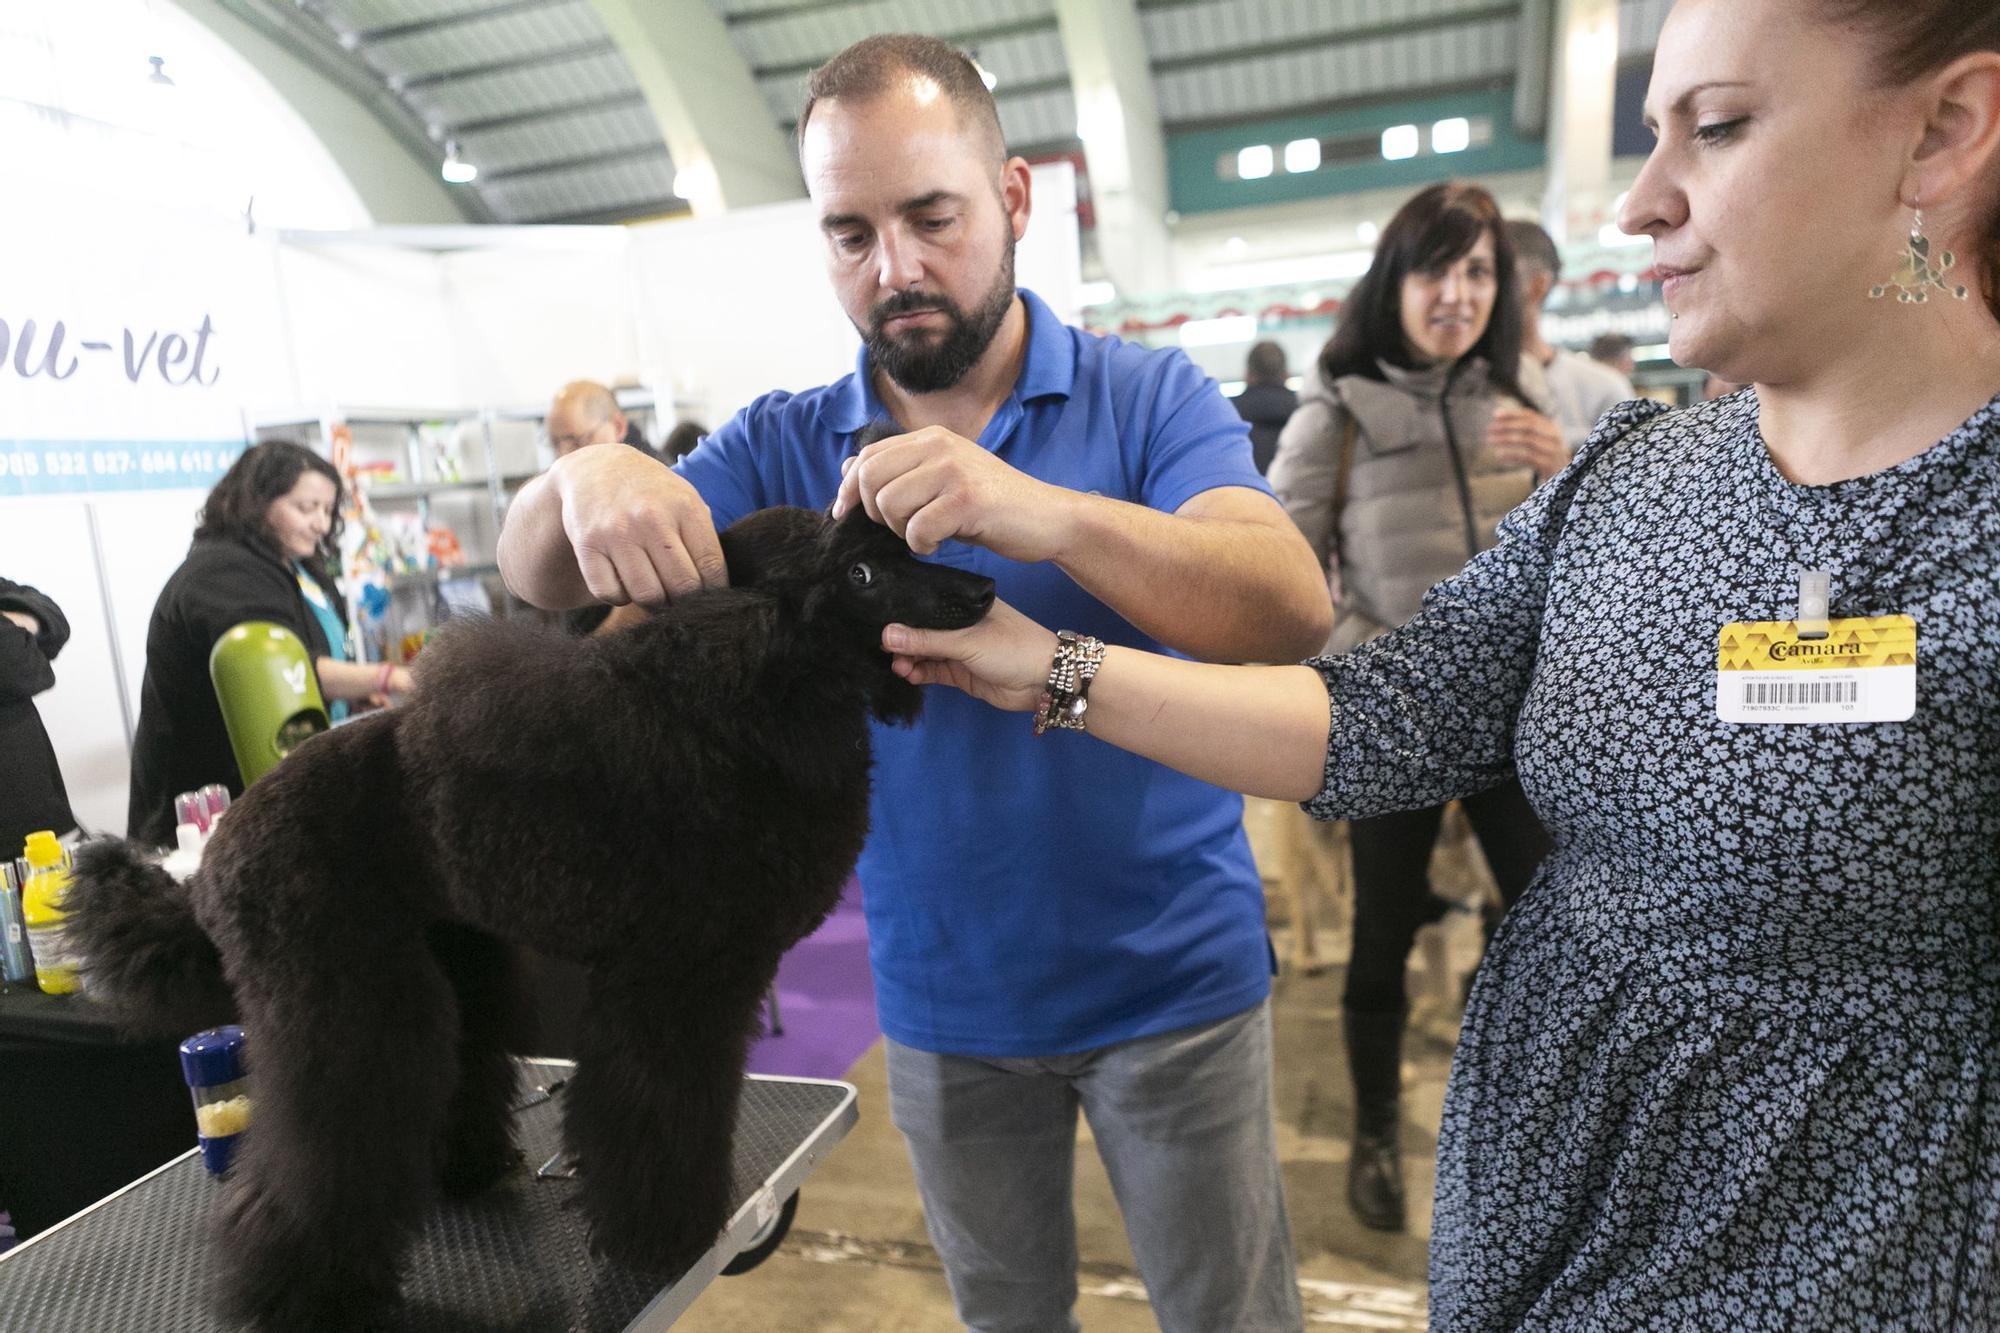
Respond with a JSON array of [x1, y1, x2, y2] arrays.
[[128, 538, 336, 846], [0, 578, 78, 855], [1232, 383, 1299, 475]]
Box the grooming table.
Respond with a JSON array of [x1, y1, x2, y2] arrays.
[[0, 1059, 857, 1331]]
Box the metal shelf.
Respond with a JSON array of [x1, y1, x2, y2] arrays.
[[362, 477, 493, 502], [384, 561, 502, 590]]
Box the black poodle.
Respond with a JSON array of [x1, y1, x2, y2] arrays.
[[65, 506, 994, 1331]]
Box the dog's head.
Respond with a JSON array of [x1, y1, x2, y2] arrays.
[[719, 506, 995, 723]]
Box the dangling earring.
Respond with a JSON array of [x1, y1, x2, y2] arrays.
[[1871, 206, 1971, 304]]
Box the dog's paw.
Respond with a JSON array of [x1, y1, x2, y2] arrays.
[[585, 1223, 710, 1279], [215, 1248, 399, 1333]]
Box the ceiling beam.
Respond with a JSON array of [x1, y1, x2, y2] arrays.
[[1055, 0, 1176, 295], [749, 16, 1058, 84], [1541, 0, 1619, 240], [1146, 4, 1522, 75], [587, 0, 804, 215], [478, 142, 670, 185], [392, 39, 619, 92], [448, 90, 649, 137], [348, 0, 572, 48]]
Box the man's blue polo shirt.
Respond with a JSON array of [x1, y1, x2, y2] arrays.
[[676, 288, 1272, 1057]]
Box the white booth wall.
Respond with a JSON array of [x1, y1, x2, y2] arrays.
[[1, 162, 1082, 837]]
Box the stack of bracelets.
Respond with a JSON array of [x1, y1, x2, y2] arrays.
[[1033, 630, 1107, 735]]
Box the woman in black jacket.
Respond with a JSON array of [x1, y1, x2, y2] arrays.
[[127, 442, 412, 845], [0, 577, 79, 854]]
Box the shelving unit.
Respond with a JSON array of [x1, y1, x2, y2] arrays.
[[246, 407, 547, 665], [248, 387, 669, 663]]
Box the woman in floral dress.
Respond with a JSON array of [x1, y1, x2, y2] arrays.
[[877, 0, 2000, 1325]]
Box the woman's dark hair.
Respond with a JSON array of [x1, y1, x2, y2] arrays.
[[1819, 0, 2000, 319], [196, 441, 346, 614], [661, 420, 708, 461], [1318, 182, 1537, 406]]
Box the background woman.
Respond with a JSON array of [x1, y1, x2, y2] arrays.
[[882, 0, 2000, 1323], [128, 441, 411, 845], [1269, 181, 1567, 1232]]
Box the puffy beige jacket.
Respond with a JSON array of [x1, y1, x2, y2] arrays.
[[1269, 356, 1548, 653]]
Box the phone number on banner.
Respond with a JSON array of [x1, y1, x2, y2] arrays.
[[0, 440, 248, 496]]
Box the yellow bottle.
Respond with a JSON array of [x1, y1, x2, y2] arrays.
[[22, 830, 79, 995]]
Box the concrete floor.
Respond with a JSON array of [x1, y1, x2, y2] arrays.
[[678, 805, 1498, 1332]]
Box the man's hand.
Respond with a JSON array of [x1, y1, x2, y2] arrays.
[[1486, 406, 1570, 480], [2, 610, 40, 636], [548, 446, 727, 607], [830, 426, 1075, 562]]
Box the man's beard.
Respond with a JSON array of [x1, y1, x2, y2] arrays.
[[864, 242, 1017, 395]]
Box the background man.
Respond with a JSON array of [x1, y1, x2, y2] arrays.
[[1231, 340, 1299, 475], [1505, 219, 1638, 454], [544, 379, 660, 462], [1589, 331, 1639, 379]]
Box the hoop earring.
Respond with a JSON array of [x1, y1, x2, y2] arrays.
[[1871, 207, 1971, 304]]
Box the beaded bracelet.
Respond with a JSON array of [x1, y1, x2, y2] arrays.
[[1033, 631, 1107, 735]]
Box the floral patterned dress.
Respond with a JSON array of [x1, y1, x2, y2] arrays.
[[1306, 389, 2000, 1330]]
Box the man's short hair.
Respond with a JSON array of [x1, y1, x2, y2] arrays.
[[1589, 332, 1635, 362], [1245, 341, 1288, 386], [1504, 219, 1562, 282], [798, 34, 1006, 165], [555, 379, 620, 422]]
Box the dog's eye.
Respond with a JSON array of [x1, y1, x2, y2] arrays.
[[848, 561, 875, 587]]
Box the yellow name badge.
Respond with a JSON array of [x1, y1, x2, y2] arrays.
[[1716, 615, 1916, 724]]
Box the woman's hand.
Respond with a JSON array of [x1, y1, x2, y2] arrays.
[[882, 599, 1056, 713], [1487, 405, 1570, 479]]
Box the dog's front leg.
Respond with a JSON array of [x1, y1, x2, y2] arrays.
[[562, 960, 775, 1277]]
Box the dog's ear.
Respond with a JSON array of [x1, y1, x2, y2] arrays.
[[854, 419, 902, 450], [825, 421, 904, 519], [870, 669, 926, 727]]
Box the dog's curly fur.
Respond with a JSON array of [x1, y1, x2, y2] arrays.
[[65, 506, 993, 1332]]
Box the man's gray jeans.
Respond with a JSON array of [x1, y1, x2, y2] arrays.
[[886, 1001, 1302, 1333]]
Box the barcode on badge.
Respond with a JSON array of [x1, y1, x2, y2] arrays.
[[1740, 678, 1860, 707]]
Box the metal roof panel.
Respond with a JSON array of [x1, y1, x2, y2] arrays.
[[1154, 14, 1518, 124]]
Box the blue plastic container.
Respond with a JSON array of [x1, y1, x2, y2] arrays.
[[179, 1026, 252, 1175]]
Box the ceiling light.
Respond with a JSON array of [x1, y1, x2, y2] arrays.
[[147, 55, 175, 88], [441, 141, 477, 184], [671, 158, 721, 203], [1432, 117, 1470, 154], [1283, 138, 1321, 173], [971, 57, 998, 91], [1224, 235, 1249, 257], [1357, 220, 1380, 244], [1381, 124, 1419, 161], [1236, 144, 1274, 180]]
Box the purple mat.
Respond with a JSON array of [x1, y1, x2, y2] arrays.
[[746, 878, 881, 1080]]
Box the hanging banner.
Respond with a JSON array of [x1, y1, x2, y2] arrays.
[[0, 213, 289, 496]]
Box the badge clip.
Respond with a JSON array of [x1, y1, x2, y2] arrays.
[[1796, 569, 1831, 641]]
